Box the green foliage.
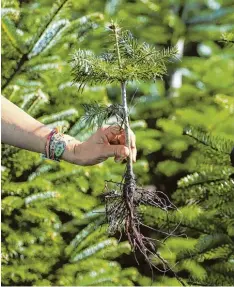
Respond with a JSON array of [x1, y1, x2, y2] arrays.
[[184, 126, 234, 155], [81, 102, 124, 128], [1, 142, 141, 286], [142, 126, 234, 284], [29, 19, 69, 58], [71, 27, 177, 89], [1, 0, 140, 286], [1, 15, 26, 53], [2, 0, 234, 286], [222, 32, 234, 46]]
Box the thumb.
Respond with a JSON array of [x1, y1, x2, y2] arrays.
[[102, 144, 130, 159]]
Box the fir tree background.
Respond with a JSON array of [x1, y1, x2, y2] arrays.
[[1, 0, 234, 286]]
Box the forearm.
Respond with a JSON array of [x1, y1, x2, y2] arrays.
[[1, 96, 52, 153], [1, 96, 78, 161], [1, 96, 136, 166]]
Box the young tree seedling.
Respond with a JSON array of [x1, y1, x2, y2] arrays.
[[71, 22, 184, 285]]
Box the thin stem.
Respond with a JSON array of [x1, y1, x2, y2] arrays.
[[121, 81, 134, 178], [113, 24, 122, 70], [112, 23, 134, 179]]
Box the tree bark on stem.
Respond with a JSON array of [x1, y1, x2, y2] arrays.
[[121, 81, 134, 179]]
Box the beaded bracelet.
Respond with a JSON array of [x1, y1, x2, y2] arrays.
[[42, 127, 67, 162]]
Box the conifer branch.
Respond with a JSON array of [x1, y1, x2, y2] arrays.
[[2, 0, 69, 90], [81, 102, 124, 128], [184, 126, 234, 155], [1, 16, 25, 54]]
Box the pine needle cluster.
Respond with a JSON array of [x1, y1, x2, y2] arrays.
[[71, 24, 177, 91]]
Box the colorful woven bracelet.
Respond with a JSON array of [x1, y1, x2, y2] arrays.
[[42, 127, 67, 162], [50, 132, 67, 161], [45, 128, 58, 159]]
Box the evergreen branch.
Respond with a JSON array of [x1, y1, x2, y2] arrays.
[[28, 19, 69, 58], [135, 46, 178, 65], [68, 118, 87, 137], [71, 50, 172, 88], [1, 0, 69, 90], [178, 165, 234, 189], [178, 177, 231, 191], [65, 218, 105, 256], [195, 143, 231, 166], [28, 164, 56, 181], [184, 126, 234, 155], [15, 79, 43, 88], [60, 13, 102, 36], [28, 0, 69, 52], [211, 261, 234, 275], [25, 89, 49, 117], [25, 191, 60, 205], [143, 206, 211, 234], [1, 16, 25, 54], [71, 29, 177, 88], [117, 30, 178, 65], [81, 102, 124, 128], [45, 13, 103, 54], [2, 54, 27, 90], [2, 196, 24, 216], [39, 108, 78, 124], [70, 238, 116, 262], [20, 91, 41, 111]]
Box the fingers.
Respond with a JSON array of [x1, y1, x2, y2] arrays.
[[101, 125, 123, 143], [116, 129, 136, 162], [100, 126, 137, 162], [103, 144, 130, 159]]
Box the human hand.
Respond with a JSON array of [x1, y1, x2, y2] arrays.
[[63, 125, 136, 166]]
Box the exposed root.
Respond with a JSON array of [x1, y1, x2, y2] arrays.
[[103, 173, 185, 286]]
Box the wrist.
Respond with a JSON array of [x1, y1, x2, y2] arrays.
[[41, 128, 82, 164], [61, 135, 82, 164], [35, 125, 53, 154]]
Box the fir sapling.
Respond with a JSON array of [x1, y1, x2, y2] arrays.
[[71, 22, 185, 284]]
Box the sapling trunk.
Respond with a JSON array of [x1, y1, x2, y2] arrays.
[[121, 81, 134, 179], [114, 25, 134, 181]]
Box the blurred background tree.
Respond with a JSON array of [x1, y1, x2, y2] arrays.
[[1, 0, 234, 286]]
